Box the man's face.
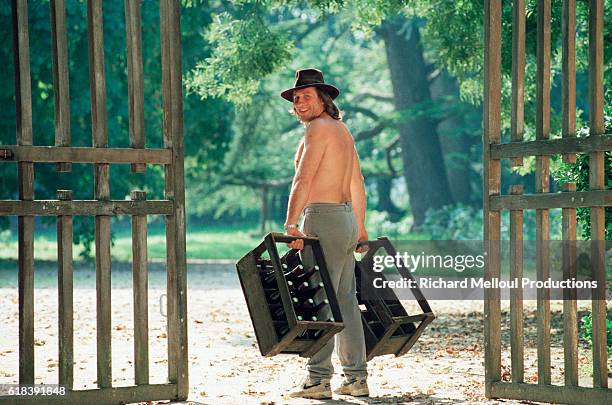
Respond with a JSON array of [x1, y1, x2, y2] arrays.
[[292, 87, 324, 122]]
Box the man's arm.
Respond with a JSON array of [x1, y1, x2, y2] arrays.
[[350, 145, 368, 249], [285, 122, 328, 226]]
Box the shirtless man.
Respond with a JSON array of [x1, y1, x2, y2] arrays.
[[280, 68, 370, 399]]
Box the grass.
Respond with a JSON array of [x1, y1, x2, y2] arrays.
[[0, 215, 431, 262], [0, 219, 274, 262]]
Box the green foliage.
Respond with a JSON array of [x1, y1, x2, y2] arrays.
[[422, 204, 484, 240], [0, 2, 234, 257], [186, 12, 293, 105], [365, 210, 413, 238], [579, 313, 612, 355], [414, 0, 484, 104], [422, 203, 565, 240], [553, 116, 612, 240]]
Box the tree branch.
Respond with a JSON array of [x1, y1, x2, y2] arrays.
[[224, 175, 293, 189], [354, 123, 386, 142], [351, 92, 394, 104], [384, 135, 401, 176], [343, 105, 381, 121]]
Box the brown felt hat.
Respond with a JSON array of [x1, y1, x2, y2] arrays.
[[280, 68, 340, 102]]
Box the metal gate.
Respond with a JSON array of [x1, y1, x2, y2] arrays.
[[1, 0, 188, 403], [483, 0, 610, 404]]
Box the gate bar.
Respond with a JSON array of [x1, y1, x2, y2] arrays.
[[588, 0, 607, 389], [125, 0, 146, 173], [561, 0, 576, 163], [12, 0, 35, 386], [561, 183, 578, 387], [131, 191, 149, 385], [87, 0, 112, 389], [57, 190, 74, 389], [535, 0, 551, 384], [508, 185, 524, 383], [50, 0, 71, 172], [483, 0, 502, 397], [510, 0, 525, 167], [162, 0, 189, 399]]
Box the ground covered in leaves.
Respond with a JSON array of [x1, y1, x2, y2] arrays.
[[0, 260, 609, 404]]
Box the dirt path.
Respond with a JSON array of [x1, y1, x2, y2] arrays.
[[0, 262, 608, 404]]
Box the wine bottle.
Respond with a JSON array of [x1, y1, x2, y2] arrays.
[[293, 283, 324, 299], [273, 320, 289, 336], [299, 298, 328, 310], [260, 271, 277, 287], [264, 290, 282, 303], [286, 267, 317, 285], [297, 301, 327, 319], [270, 305, 285, 320], [311, 329, 324, 339], [283, 264, 303, 278]]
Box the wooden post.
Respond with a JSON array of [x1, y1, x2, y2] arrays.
[[561, 0, 576, 164], [50, 0, 72, 172], [562, 182, 578, 387], [588, 0, 607, 389], [87, 0, 112, 389], [125, 0, 146, 173], [510, 0, 525, 167], [535, 0, 551, 386], [12, 0, 35, 386], [162, 0, 188, 399], [483, 0, 502, 397], [57, 189, 74, 389], [131, 190, 149, 385], [509, 185, 524, 383]]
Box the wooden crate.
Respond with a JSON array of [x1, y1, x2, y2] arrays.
[[236, 232, 344, 357], [355, 237, 435, 360]]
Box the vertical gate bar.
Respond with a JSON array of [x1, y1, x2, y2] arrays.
[[131, 191, 149, 385], [588, 0, 607, 389], [168, 0, 188, 398], [483, 0, 502, 397], [509, 185, 524, 383], [57, 190, 74, 389], [535, 0, 551, 386], [12, 0, 35, 386], [50, 0, 71, 172], [510, 0, 525, 167], [87, 0, 112, 389], [561, 182, 578, 387], [561, 0, 576, 164], [125, 0, 146, 173], [160, 0, 178, 387]]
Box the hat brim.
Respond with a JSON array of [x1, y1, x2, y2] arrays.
[[280, 83, 340, 102]]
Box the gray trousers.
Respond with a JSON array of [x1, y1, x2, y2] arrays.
[[300, 202, 368, 381]]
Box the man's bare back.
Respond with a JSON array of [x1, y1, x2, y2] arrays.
[[293, 116, 356, 205]]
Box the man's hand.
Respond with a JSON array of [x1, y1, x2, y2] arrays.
[[355, 228, 369, 253], [285, 227, 306, 250]]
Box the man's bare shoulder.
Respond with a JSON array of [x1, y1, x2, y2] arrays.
[[304, 118, 332, 143]]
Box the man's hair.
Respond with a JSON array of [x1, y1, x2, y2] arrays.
[[289, 87, 343, 123]]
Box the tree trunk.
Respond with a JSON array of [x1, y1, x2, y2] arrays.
[[379, 17, 454, 228], [260, 186, 269, 235], [429, 70, 477, 205], [375, 176, 403, 221]]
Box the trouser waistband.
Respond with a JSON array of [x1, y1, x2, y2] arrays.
[[303, 202, 353, 214]]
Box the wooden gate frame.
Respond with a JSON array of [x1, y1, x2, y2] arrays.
[[484, 1, 610, 404], [1, 1, 188, 403]]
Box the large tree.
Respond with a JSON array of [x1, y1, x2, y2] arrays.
[[187, 1, 476, 227]]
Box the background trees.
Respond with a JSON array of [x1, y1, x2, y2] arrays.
[[0, 0, 609, 257]]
